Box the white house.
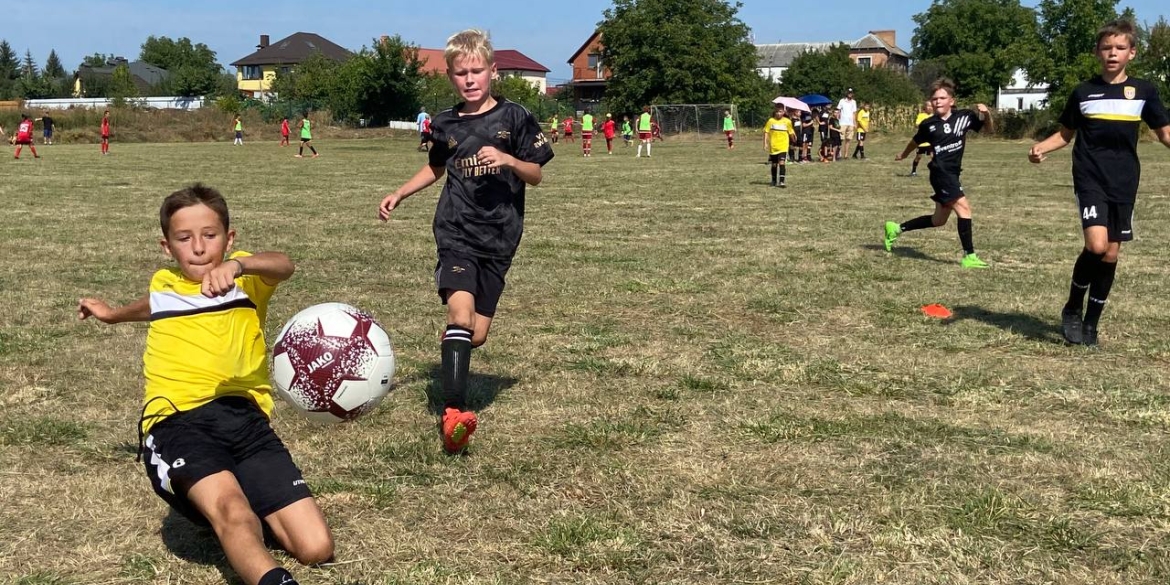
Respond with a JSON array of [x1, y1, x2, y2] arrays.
[[755, 42, 837, 82], [997, 68, 1048, 111]]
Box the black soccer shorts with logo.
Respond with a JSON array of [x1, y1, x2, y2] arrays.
[[142, 396, 312, 525], [1075, 188, 1134, 242], [435, 248, 512, 318]]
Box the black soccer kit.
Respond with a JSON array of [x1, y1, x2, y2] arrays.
[[912, 109, 984, 204], [1060, 76, 1169, 241], [426, 99, 555, 316]]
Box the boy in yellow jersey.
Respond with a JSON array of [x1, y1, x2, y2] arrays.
[[636, 105, 652, 157], [910, 101, 933, 176], [77, 184, 332, 585], [233, 114, 244, 145], [763, 105, 796, 188], [549, 113, 559, 143], [852, 103, 871, 159]]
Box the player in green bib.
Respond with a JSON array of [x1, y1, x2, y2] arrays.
[[232, 114, 244, 146], [581, 111, 595, 157], [636, 106, 652, 157], [296, 114, 318, 158], [722, 109, 735, 149], [621, 115, 633, 147]]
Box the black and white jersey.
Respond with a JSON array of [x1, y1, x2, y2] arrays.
[[913, 109, 985, 179], [427, 99, 554, 259], [1060, 76, 1169, 202], [818, 110, 830, 135]]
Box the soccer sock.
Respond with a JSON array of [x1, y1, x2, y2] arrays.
[[1065, 248, 1103, 313], [440, 325, 473, 410], [298, 145, 303, 156], [770, 164, 777, 184], [778, 164, 786, 184], [14, 146, 20, 157], [900, 215, 935, 232], [309, 146, 317, 155], [1083, 260, 1117, 326], [646, 143, 651, 156], [259, 568, 298, 585], [858, 145, 864, 157], [957, 217, 974, 255], [637, 144, 642, 156], [911, 159, 919, 173]]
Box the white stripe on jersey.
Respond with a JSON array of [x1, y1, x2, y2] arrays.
[[149, 286, 251, 315], [1080, 99, 1146, 119]]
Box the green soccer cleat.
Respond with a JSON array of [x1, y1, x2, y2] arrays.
[[883, 221, 901, 252], [960, 253, 989, 269]]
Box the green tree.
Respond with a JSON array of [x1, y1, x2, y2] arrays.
[[350, 36, 425, 124], [419, 72, 458, 113], [21, 49, 38, 78], [598, 0, 768, 115], [1132, 17, 1170, 98], [269, 52, 341, 110], [81, 53, 114, 67], [1027, 0, 1123, 113], [910, 0, 1041, 98], [44, 50, 66, 79], [139, 36, 222, 96], [779, 44, 857, 99], [0, 41, 17, 80], [109, 63, 139, 99]]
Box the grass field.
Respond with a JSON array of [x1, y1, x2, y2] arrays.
[[2, 132, 1170, 585]]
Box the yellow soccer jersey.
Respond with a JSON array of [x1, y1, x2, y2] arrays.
[[764, 116, 795, 155], [915, 112, 931, 146], [141, 251, 277, 434], [857, 109, 871, 132]]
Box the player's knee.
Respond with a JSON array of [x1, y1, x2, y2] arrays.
[[1084, 240, 1110, 255], [289, 531, 334, 566], [207, 493, 260, 535], [471, 332, 488, 348]]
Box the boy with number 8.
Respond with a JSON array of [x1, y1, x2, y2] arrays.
[[1030, 19, 1170, 346], [377, 29, 554, 453]]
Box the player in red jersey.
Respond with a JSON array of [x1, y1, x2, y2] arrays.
[[100, 110, 111, 155], [13, 114, 39, 159], [280, 117, 290, 147], [601, 113, 617, 154], [562, 116, 575, 143]]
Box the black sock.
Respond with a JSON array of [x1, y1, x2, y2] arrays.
[[440, 325, 473, 410], [957, 217, 974, 255], [770, 164, 777, 184], [259, 568, 298, 585], [900, 215, 935, 232], [1083, 260, 1117, 326], [911, 159, 919, 173], [309, 146, 318, 155], [778, 164, 786, 183], [859, 145, 865, 157], [298, 145, 303, 155], [1065, 248, 1103, 313]]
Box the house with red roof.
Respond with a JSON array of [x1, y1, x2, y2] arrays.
[[415, 47, 551, 93]]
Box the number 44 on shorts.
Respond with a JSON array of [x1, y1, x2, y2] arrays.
[[1082, 205, 1098, 220]]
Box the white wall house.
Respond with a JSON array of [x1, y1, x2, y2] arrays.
[[997, 68, 1049, 111]]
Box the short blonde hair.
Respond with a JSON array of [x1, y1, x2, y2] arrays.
[[445, 29, 494, 69]]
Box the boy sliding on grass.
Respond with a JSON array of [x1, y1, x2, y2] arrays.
[[377, 29, 554, 454], [888, 78, 994, 268], [1029, 19, 1170, 346], [78, 184, 333, 585]]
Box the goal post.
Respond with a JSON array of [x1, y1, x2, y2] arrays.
[[651, 104, 738, 138]]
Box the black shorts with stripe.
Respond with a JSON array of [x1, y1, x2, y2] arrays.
[[142, 396, 311, 526]]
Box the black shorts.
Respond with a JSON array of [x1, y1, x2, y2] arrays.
[[917, 146, 932, 156], [768, 152, 787, 164], [420, 131, 432, 143], [831, 136, 842, 147], [300, 137, 311, 143], [929, 172, 965, 204], [435, 248, 512, 318], [819, 132, 829, 145], [802, 128, 814, 144], [235, 131, 243, 139], [141, 396, 311, 526], [1076, 192, 1134, 242], [857, 131, 867, 142]]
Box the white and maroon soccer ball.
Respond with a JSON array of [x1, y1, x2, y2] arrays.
[[272, 303, 396, 423]]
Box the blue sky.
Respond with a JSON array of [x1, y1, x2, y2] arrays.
[[6, 0, 1168, 83]]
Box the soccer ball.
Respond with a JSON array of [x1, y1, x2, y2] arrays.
[[272, 303, 396, 423]]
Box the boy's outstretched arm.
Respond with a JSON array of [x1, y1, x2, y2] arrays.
[[78, 295, 149, 324], [379, 164, 445, 221], [202, 252, 295, 298], [1029, 126, 1075, 163], [894, 139, 918, 161], [1155, 125, 1170, 149], [976, 104, 995, 134]]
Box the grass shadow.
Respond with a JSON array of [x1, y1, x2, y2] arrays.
[[424, 364, 518, 414], [945, 305, 1063, 343], [160, 511, 242, 584], [861, 243, 950, 264]]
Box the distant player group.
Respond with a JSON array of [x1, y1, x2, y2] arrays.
[[545, 106, 661, 157]]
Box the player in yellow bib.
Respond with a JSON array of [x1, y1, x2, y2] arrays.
[[723, 109, 736, 149], [636, 106, 653, 157], [78, 184, 333, 585], [297, 114, 317, 158], [581, 110, 595, 157], [763, 105, 797, 188], [910, 101, 933, 176]]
